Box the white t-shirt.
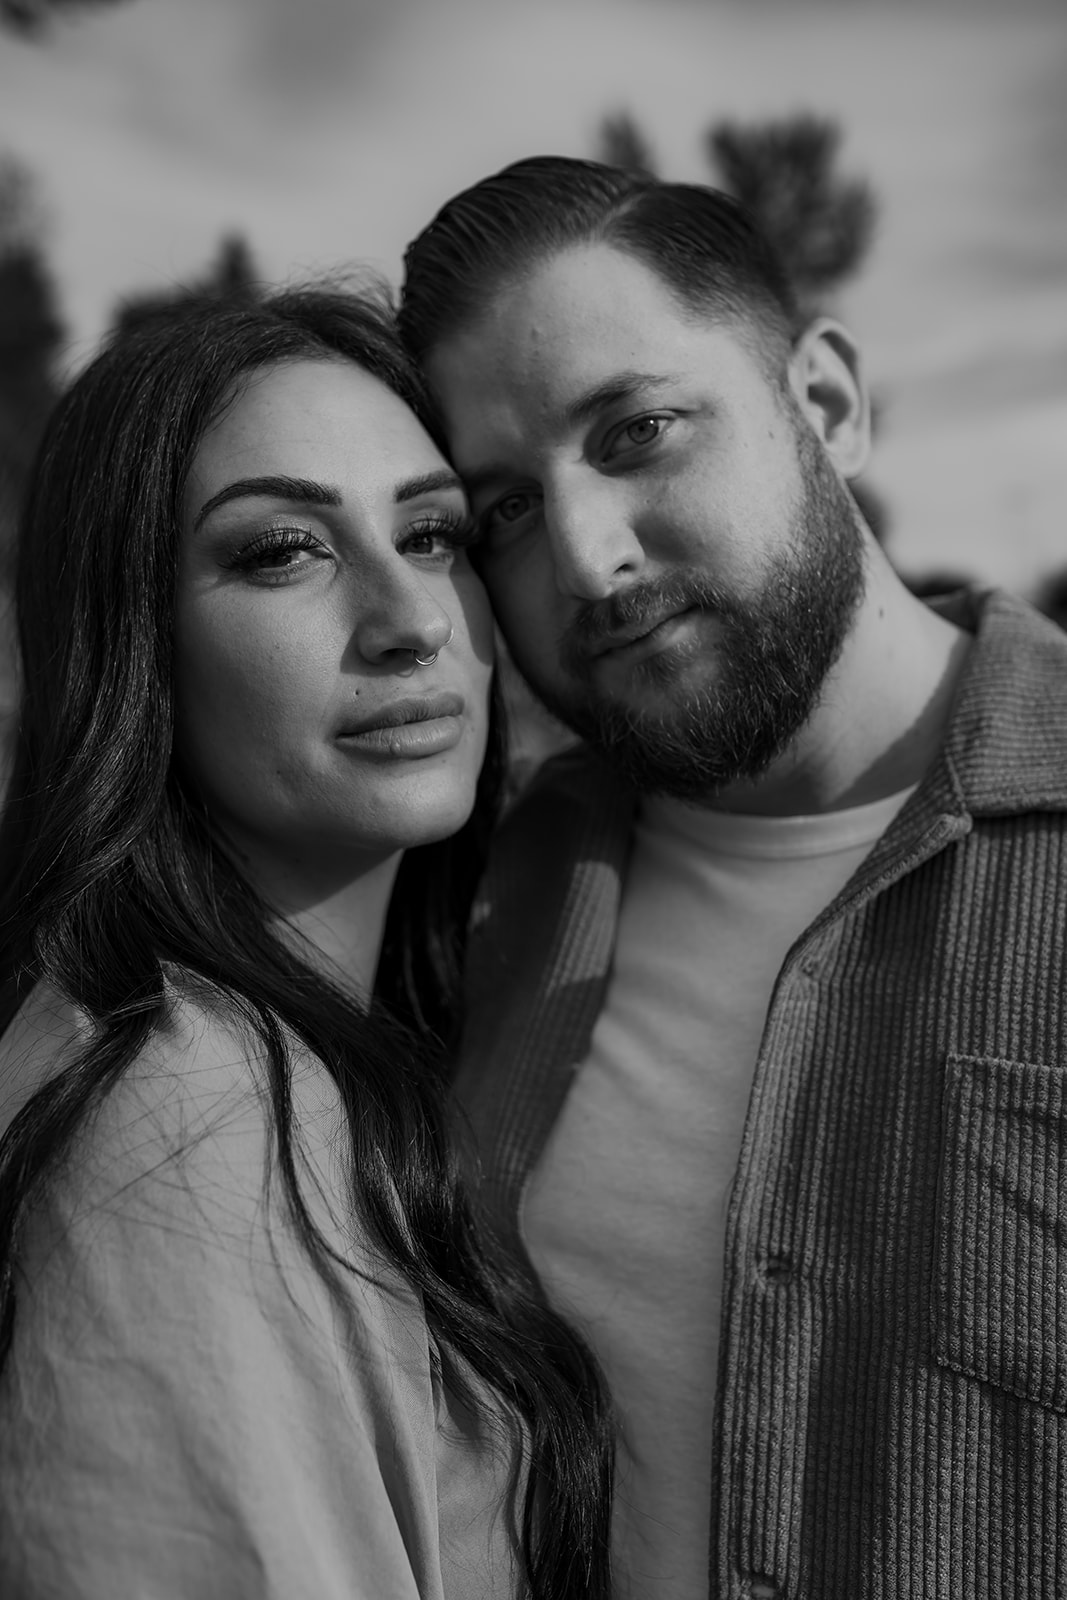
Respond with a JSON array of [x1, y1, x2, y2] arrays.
[[523, 786, 914, 1600]]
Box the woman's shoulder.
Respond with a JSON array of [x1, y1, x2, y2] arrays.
[[0, 973, 343, 1226], [0, 980, 90, 1134], [0, 981, 460, 1600], [1, 972, 250, 1123]]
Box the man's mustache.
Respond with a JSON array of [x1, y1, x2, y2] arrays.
[[559, 573, 734, 675]]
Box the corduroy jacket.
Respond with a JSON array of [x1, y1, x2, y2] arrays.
[[457, 588, 1067, 1599]]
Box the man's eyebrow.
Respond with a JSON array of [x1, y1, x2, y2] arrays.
[[460, 374, 678, 501], [563, 370, 678, 430], [193, 475, 341, 532], [393, 469, 465, 503]]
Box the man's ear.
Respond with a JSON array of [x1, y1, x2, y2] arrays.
[[786, 317, 871, 479]]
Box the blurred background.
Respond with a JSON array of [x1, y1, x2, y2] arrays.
[[1, 0, 1065, 755]]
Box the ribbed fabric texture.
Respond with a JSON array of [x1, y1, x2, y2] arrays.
[[456, 590, 1067, 1599]]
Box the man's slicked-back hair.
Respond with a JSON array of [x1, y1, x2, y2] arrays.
[[400, 154, 802, 372]]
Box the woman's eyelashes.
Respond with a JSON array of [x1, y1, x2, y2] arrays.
[[397, 509, 479, 565], [223, 525, 330, 584], [217, 507, 478, 585]]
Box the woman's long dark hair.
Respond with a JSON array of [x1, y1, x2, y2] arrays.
[[0, 286, 613, 1597]]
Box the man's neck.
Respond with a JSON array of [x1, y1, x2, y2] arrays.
[[706, 558, 973, 818]]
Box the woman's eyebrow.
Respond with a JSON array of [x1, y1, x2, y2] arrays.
[[193, 475, 341, 531], [393, 469, 465, 504]]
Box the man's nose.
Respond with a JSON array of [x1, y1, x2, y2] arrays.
[[544, 479, 645, 601]]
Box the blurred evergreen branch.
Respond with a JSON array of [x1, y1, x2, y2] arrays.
[[707, 115, 876, 307], [1, 0, 131, 34], [110, 235, 260, 336], [0, 157, 64, 583], [598, 113, 658, 179], [597, 109, 877, 309], [1032, 567, 1067, 633]]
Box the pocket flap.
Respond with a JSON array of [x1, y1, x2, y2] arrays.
[[934, 1054, 1067, 1412]]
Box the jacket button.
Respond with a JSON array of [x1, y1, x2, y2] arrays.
[[745, 1578, 781, 1598], [759, 1254, 794, 1286]]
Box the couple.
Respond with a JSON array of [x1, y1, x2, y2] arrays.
[[1, 157, 1065, 1599]]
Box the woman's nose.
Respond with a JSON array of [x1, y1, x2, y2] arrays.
[[351, 562, 455, 672]]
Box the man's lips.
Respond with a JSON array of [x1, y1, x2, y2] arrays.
[[336, 692, 466, 758], [584, 606, 700, 667]]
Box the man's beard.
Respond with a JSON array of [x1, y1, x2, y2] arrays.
[[521, 422, 867, 803]]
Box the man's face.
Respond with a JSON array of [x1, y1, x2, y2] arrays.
[[425, 242, 867, 802]]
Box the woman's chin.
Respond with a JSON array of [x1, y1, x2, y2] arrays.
[[379, 787, 479, 853], [325, 774, 481, 861]]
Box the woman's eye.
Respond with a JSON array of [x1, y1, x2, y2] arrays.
[[604, 415, 670, 460], [224, 528, 329, 583], [399, 513, 478, 562]]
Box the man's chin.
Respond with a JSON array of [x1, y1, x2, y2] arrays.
[[560, 685, 712, 760], [581, 654, 721, 723], [578, 609, 721, 694], [539, 663, 805, 800]]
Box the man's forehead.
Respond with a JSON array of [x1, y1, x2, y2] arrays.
[[426, 284, 759, 463], [425, 242, 764, 394], [432, 243, 690, 366]]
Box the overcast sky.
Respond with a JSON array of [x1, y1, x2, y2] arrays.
[[1, 0, 1065, 592]]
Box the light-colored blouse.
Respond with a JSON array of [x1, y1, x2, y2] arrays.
[[0, 979, 521, 1599]]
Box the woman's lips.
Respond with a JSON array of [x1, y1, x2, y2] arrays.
[[336, 692, 465, 759], [341, 719, 463, 757]]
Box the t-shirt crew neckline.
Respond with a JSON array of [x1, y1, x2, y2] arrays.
[[639, 785, 919, 862]]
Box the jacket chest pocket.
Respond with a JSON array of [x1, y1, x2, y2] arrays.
[[934, 1054, 1067, 1413]]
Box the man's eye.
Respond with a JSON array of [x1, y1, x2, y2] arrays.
[[486, 491, 538, 530], [604, 415, 669, 460]]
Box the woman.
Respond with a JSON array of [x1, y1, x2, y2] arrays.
[[0, 287, 612, 1598]]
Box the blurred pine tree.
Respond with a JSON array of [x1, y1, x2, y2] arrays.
[[598, 113, 657, 179], [1, 0, 129, 34], [598, 110, 877, 310], [707, 115, 876, 309], [0, 159, 64, 583], [111, 234, 260, 338]]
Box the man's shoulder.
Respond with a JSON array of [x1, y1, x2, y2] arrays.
[[511, 739, 627, 808], [467, 742, 634, 990], [962, 586, 1067, 675], [460, 747, 633, 1170], [494, 743, 636, 869], [469, 744, 637, 956], [941, 588, 1067, 815]]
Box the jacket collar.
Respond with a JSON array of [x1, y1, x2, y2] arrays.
[[932, 587, 1067, 816], [547, 587, 1067, 829]]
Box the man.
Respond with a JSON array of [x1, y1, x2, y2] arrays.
[[400, 158, 1067, 1599]]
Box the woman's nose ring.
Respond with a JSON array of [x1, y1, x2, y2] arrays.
[[412, 624, 454, 669]]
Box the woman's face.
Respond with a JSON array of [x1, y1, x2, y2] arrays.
[[174, 357, 494, 900]]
